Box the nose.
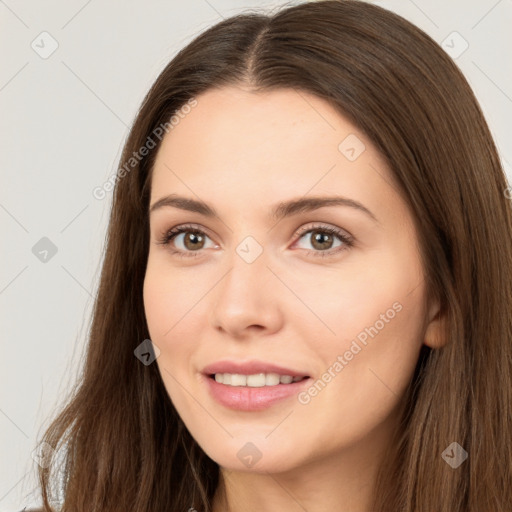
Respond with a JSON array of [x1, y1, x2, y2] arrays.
[[209, 244, 284, 339]]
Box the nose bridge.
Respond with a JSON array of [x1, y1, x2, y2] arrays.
[[209, 233, 282, 334], [219, 234, 270, 303]]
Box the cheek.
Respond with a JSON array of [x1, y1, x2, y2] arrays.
[[293, 248, 422, 344], [310, 285, 425, 428], [143, 260, 208, 390], [143, 272, 169, 341], [298, 248, 426, 413], [143, 257, 201, 337], [143, 264, 188, 376]]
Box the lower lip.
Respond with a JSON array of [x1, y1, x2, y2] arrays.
[[203, 374, 311, 411]]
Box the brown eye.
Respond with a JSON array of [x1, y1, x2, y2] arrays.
[[181, 231, 206, 251], [309, 230, 336, 250], [293, 224, 354, 258], [158, 224, 216, 258]]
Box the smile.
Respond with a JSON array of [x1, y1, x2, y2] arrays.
[[211, 372, 307, 387]]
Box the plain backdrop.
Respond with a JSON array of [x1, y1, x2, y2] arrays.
[[1, 0, 511, 510]]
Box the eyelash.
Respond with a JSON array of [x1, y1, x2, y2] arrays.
[[156, 223, 354, 259]]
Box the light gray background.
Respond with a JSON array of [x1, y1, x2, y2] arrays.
[[1, 0, 511, 510]]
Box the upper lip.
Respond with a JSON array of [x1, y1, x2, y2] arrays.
[[202, 360, 310, 377]]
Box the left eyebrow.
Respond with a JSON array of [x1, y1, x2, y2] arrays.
[[270, 195, 379, 224], [149, 194, 379, 224]]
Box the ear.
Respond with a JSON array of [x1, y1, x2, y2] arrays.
[[423, 296, 446, 349]]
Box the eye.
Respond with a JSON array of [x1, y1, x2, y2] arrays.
[[292, 223, 353, 258], [156, 223, 216, 258], [156, 222, 354, 259]]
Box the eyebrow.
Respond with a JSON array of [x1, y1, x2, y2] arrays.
[[149, 194, 378, 224]]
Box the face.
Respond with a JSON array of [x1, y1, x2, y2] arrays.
[[143, 85, 440, 475]]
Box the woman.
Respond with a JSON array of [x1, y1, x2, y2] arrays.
[[31, 0, 512, 511]]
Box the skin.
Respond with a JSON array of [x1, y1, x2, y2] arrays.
[[143, 85, 443, 512]]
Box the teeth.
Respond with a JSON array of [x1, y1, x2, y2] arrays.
[[231, 374, 247, 386], [213, 372, 306, 387]]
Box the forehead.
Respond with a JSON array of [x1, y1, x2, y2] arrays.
[[149, 86, 408, 231], [156, 86, 353, 161], [153, 86, 387, 185]]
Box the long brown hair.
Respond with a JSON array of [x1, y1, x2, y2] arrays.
[[35, 1, 512, 510]]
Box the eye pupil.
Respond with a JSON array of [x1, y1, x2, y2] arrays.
[[311, 230, 333, 250], [184, 232, 204, 250]]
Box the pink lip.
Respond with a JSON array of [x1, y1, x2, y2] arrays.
[[201, 360, 312, 412], [202, 359, 310, 378], [202, 373, 311, 411]]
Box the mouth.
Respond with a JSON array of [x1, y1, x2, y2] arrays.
[[203, 372, 312, 411], [207, 372, 310, 387], [201, 360, 312, 410]]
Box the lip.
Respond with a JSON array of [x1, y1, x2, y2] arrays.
[[201, 359, 312, 412], [202, 373, 311, 411], [202, 359, 310, 378]]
